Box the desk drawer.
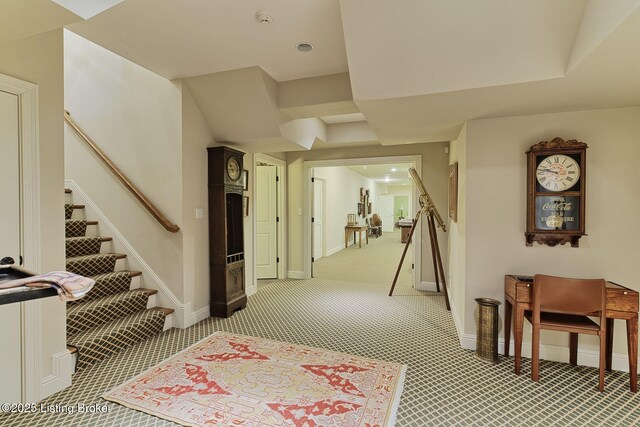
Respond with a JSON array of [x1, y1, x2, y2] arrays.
[[516, 283, 533, 303], [606, 288, 639, 313]]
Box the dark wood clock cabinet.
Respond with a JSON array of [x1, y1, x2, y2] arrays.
[[207, 146, 247, 317], [525, 137, 588, 247]]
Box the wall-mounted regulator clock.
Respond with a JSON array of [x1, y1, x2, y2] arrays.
[[525, 137, 588, 247]]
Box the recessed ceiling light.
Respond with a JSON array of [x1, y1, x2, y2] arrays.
[[385, 176, 390, 182], [391, 168, 397, 172], [296, 42, 314, 52]]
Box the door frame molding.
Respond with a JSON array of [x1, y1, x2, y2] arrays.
[[311, 177, 326, 262], [303, 155, 422, 286], [0, 73, 41, 402], [254, 153, 287, 281]]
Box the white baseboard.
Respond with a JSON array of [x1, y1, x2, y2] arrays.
[[40, 350, 73, 400], [326, 244, 344, 257], [450, 294, 636, 372], [288, 271, 306, 279], [417, 281, 437, 291], [246, 285, 257, 297], [190, 305, 210, 324], [459, 333, 635, 373], [448, 296, 466, 349]]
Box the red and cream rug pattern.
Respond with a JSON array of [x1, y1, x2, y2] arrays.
[[103, 332, 406, 426]]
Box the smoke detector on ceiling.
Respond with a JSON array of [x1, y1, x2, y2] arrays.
[[256, 11, 273, 24]]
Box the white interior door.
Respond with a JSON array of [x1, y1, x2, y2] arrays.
[[378, 195, 395, 232], [256, 165, 278, 279], [313, 179, 324, 260], [0, 90, 20, 265], [0, 89, 23, 403]]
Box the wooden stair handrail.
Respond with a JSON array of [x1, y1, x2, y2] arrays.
[[64, 111, 180, 233]]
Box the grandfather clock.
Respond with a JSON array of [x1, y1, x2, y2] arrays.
[[207, 146, 247, 317]]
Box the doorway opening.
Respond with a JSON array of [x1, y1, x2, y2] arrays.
[[304, 156, 421, 289]]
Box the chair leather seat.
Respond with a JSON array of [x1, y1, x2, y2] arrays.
[[525, 311, 600, 331]]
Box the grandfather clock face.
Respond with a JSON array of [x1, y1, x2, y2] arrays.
[[226, 156, 241, 181]]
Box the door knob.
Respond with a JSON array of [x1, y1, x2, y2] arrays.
[[0, 257, 15, 265]]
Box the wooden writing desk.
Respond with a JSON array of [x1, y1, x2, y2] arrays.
[[344, 225, 368, 248], [504, 274, 638, 392]]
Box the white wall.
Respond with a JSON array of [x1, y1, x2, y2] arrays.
[[64, 31, 185, 306], [451, 107, 640, 367], [314, 166, 380, 256], [0, 29, 70, 399]]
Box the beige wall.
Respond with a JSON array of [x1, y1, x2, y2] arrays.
[[64, 31, 185, 304], [448, 123, 467, 328], [285, 143, 449, 281], [457, 107, 640, 362], [0, 30, 68, 394], [180, 83, 214, 314]]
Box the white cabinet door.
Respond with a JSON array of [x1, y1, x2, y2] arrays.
[[0, 90, 20, 264], [0, 89, 22, 403], [0, 304, 22, 403]]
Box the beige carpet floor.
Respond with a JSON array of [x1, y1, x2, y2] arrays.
[[313, 230, 415, 292], [2, 233, 639, 426]]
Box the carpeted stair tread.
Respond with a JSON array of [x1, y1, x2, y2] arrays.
[[66, 271, 141, 305], [67, 289, 157, 338], [65, 236, 103, 257], [65, 219, 87, 238], [68, 309, 168, 371], [65, 219, 98, 237], [150, 306, 175, 315], [65, 204, 73, 220], [63, 189, 168, 373], [64, 204, 85, 220], [66, 253, 126, 277]]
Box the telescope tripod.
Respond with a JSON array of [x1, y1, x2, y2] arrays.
[[388, 206, 451, 311]]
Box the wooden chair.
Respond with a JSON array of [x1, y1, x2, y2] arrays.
[[525, 274, 607, 391], [369, 214, 382, 238]]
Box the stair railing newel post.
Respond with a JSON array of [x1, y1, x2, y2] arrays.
[[63, 111, 179, 233]]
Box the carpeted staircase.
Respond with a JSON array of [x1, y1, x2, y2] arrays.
[[64, 188, 173, 371]]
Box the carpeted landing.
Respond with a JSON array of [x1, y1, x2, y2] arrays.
[[2, 275, 639, 426]]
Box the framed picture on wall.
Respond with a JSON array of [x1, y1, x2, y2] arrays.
[[368, 202, 372, 215], [357, 202, 363, 216], [449, 163, 458, 222], [242, 169, 249, 191]]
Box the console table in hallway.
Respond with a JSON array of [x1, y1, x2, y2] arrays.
[[504, 274, 639, 392], [344, 225, 368, 248]]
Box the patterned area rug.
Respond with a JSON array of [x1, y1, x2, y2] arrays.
[[103, 332, 406, 427]]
